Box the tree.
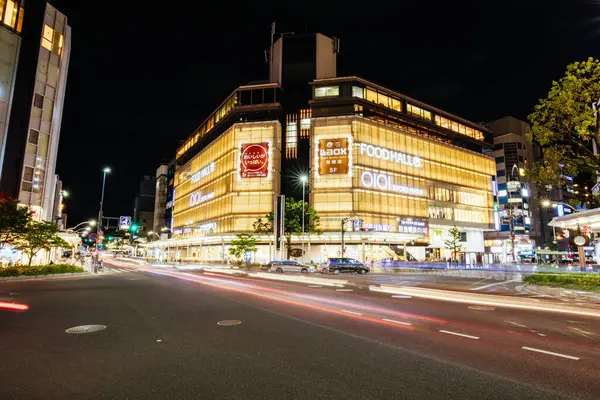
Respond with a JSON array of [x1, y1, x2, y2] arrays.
[[527, 57, 600, 207], [228, 233, 258, 264], [0, 198, 32, 249], [254, 197, 321, 258], [15, 221, 70, 266], [444, 226, 462, 263]]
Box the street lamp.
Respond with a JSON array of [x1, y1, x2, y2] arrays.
[[66, 220, 96, 232], [96, 167, 111, 263], [300, 175, 308, 263], [147, 231, 159, 242]]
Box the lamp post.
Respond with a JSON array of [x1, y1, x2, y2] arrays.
[[300, 175, 307, 263], [95, 167, 111, 264], [66, 220, 96, 232]]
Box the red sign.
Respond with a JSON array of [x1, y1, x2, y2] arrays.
[[240, 143, 269, 178]]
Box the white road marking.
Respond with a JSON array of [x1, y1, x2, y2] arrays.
[[336, 289, 353, 292], [382, 318, 412, 326], [341, 309, 363, 316], [537, 333, 547, 337], [521, 346, 579, 360], [470, 279, 521, 291], [308, 285, 322, 288], [391, 295, 412, 299], [439, 330, 480, 340]]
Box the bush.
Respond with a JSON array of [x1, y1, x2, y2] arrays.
[[524, 272, 600, 291], [0, 264, 84, 277]]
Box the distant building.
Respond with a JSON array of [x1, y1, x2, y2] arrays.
[[0, 1, 71, 222], [133, 176, 155, 233], [153, 163, 168, 234]]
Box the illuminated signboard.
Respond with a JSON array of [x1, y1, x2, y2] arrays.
[[240, 143, 269, 178], [364, 223, 392, 232], [359, 143, 422, 168], [318, 138, 349, 175], [190, 162, 215, 183], [189, 191, 215, 206], [196, 222, 217, 232], [360, 171, 424, 196], [398, 217, 428, 234]]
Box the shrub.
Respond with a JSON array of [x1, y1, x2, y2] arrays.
[[524, 272, 600, 291], [0, 264, 84, 277]]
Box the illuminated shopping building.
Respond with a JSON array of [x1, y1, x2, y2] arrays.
[[146, 32, 496, 264]]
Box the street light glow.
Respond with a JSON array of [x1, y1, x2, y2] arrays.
[[541, 199, 551, 207], [89, 220, 97, 226], [300, 175, 308, 183], [103, 167, 111, 173], [62, 190, 69, 198]]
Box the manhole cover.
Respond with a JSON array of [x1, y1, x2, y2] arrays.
[[65, 324, 107, 334], [217, 320, 241, 326], [468, 306, 495, 311]]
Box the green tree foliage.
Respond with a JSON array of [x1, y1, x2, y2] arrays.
[[444, 225, 462, 262], [527, 57, 600, 206], [254, 197, 321, 258], [0, 198, 32, 249], [15, 221, 70, 266], [228, 233, 258, 263]]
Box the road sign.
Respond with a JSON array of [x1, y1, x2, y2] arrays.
[[119, 216, 131, 230], [89, 233, 97, 241]]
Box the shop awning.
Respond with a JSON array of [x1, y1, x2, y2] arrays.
[[548, 207, 600, 230]]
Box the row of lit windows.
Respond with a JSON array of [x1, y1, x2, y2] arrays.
[[176, 93, 239, 159], [428, 206, 491, 224], [406, 104, 432, 121], [41, 24, 64, 56], [0, 0, 23, 33], [434, 115, 484, 141], [428, 187, 489, 208]]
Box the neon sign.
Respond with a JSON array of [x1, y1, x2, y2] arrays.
[[359, 143, 422, 168], [360, 171, 424, 196], [189, 191, 215, 206], [190, 162, 215, 183]]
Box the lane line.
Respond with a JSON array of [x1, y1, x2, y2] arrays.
[[341, 309, 363, 316], [382, 318, 412, 326], [470, 278, 521, 291], [439, 330, 479, 340], [336, 289, 353, 292], [521, 346, 579, 360]]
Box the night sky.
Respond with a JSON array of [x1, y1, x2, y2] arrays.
[[51, 0, 598, 225]]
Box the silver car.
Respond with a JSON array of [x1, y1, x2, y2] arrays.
[[269, 260, 316, 274]]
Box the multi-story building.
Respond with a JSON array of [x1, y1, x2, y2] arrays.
[[0, 1, 70, 222], [133, 176, 155, 233], [146, 32, 496, 264], [153, 163, 169, 235]]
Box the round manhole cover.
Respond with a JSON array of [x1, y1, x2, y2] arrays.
[[65, 324, 107, 334], [217, 320, 241, 326], [468, 306, 495, 311]]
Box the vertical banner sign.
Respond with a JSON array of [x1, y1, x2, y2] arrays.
[[240, 143, 269, 178], [319, 138, 349, 175]]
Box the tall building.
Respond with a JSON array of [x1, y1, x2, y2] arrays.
[[0, 1, 71, 222], [133, 175, 155, 233], [147, 32, 496, 264], [153, 163, 168, 234]]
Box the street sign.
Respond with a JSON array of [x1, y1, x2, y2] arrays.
[[89, 233, 97, 241], [119, 216, 131, 230]]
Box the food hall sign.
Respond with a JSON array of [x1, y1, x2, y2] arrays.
[[240, 143, 269, 178], [359, 143, 422, 168], [319, 138, 349, 175]]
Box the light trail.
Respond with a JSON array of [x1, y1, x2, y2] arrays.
[[0, 301, 29, 311]]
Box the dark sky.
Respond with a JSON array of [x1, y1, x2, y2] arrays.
[[51, 0, 599, 225]]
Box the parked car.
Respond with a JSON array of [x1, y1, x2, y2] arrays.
[[322, 258, 370, 274], [267, 260, 316, 274]]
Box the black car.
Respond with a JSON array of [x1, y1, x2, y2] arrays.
[[322, 258, 370, 274]]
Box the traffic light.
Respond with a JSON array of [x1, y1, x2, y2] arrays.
[[130, 224, 139, 233], [107, 236, 113, 241]]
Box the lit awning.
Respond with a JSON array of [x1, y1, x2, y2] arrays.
[[548, 207, 600, 230]]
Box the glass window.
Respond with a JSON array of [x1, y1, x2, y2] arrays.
[[407, 104, 432, 120], [3, 0, 15, 28], [365, 88, 378, 103], [517, 143, 522, 149], [495, 156, 504, 164], [34, 94, 44, 108], [493, 143, 503, 150], [497, 170, 506, 177], [16, 6, 23, 33], [23, 166, 34, 182], [352, 86, 364, 98], [314, 85, 339, 97], [21, 181, 32, 192], [28, 129, 39, 145]]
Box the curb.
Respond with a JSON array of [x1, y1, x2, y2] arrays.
[[0, 272, 91, 283]]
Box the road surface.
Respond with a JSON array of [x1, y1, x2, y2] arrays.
[[1, 262, 599, 399]]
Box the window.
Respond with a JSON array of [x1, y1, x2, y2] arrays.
[[495, 156, 504, 164], [42, 25, 53, 51], [434, 115, 484, 140], [28, 129, 39, 145], [34, 94, 43, 108], [352, 86, 364, 98], [493, 143, 503, 150], [23, 166, 34, 182], [497, 170, 506, 177], [21, 181, 32, 192], [3, 0, 17, 29], [314, 85, 339, 97], [407, 104, 432, 120], [517, 143, 522, 149], [459, 232, 467, 242]]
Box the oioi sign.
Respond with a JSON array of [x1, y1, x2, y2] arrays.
[[360, 171, 424, 196]]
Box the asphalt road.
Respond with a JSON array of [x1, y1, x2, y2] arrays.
[[1, 263, 599, 399]]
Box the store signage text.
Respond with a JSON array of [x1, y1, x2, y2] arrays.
[[190, 162, 215, 183], [318, 138, 349, 175], [364, 223, 392, 232], [189, 191, 215, 206], [360, 171, 424, 196], [240, 143, 269, 178], [359, 143, 422, 168], [398, 217, 428, 234], [196, 222, 217, 232]]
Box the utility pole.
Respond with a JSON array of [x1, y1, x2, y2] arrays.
[[279, 195, 285, 260], [341, 218, 348, 258]]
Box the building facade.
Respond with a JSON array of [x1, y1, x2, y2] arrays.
[[0, 1, 70, 223], [145, 33, 495, 264], [153, 163, 169, 235], [133, 175, 156, 233]]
